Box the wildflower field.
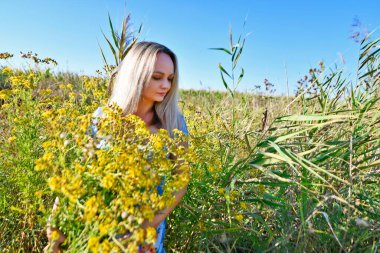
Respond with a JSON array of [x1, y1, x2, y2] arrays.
[[0, 34, 379, 252]]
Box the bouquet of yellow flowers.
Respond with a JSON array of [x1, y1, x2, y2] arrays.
[[38, 104, 192, 252]]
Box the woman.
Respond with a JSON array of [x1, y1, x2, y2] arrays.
[[46, 41, 189, 253]]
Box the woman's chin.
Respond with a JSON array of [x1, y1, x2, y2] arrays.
[[155, 97, 165, 102]]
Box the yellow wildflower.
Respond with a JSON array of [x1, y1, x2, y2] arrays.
[[41, 88, 52, 95], [100, 240, 112, 253], [43, 152, 54, 160], [1, 103, 11, 109], [84, 196, 98, 221], [74, 163, 86, 173], [198, 221, 205, 231], [0, 89, 11, 100], [101, 174, 115, 189], [127, 243, 138, 253], [50, 230, 60, 241], [7, 136, 16, 143], [218, 187, 225, 195], [56, 108, 66, 115], [42, 141, 54, 149], [239, 201, 248, 210], [132, 228, 145, 243], [99, 222, 110, 236], [1, 67, 12, 75], [42, 110, 53, 119], [145, 227, 157, 245], [34, 159, 46, 171], [134, 127, 150, 137], [34, 190, 44, 198], [38, 203, 46, 212], [235, 214, 244, 222], [69, 92, 76, 99], [88, 236, 100, 253], [151, 135, 164, 151], [48, 176, 61, 192]]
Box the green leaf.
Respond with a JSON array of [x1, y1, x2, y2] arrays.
[[277, 114, 354, 122], [220, 70, 233, 97], [10, 206, 23, 213], [359, 37, 380, 55], [359, 48, 380, 71], [357, 159, 380, 170], [218, 63, 232, 79], [238, 180, 295, 187], [107, 13, 119, 49], [236, 68, 244, 86], [101, 30, 118, 65], [209, 47, 232, 55], [98, 42, 109, 71], [233, 38, 245, 69], [359, 67, 380, 80]]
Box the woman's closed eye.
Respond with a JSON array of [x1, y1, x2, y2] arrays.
[[153, 76, 173, 82]]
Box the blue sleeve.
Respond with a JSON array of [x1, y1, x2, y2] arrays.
[[179, 114, 189, 136]]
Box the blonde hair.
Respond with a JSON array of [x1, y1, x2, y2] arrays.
[[107, 41, 183, 134]]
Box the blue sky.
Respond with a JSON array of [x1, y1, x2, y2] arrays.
[[1, 0, 379, 95]]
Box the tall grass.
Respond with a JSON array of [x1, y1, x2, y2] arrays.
[[165, 33, 380, 252]]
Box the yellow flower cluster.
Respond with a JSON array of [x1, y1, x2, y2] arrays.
[[38, 104, 194, 252], [183, 107, 222, 174], [8, 71, 38, 90], [35, 152, 54, 171], [2, 66, 13, 75]]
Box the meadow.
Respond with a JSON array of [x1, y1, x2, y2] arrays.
[[0, 32, 379, 252]]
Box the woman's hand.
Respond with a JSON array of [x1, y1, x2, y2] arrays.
[[45, 197, 66, 253], [44, 226, 66, 253]]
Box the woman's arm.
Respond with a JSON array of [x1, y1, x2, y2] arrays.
[[142, 137, 190, 229], [141, 183, 188, 229]]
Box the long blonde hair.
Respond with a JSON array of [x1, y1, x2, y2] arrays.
[[107, 41, 183, 134]]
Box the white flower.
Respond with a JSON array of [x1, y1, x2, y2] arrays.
[[355, 218, 370, 228]]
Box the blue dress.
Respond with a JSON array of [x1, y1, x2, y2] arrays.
[[88, 107, 189, 253]]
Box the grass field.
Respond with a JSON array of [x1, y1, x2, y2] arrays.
[[0, 34, 379, 252]]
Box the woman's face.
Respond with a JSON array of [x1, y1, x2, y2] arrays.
[[142, 52, 174, 105]]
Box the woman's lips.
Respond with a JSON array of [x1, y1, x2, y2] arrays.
[[157, 92, 166, 96]]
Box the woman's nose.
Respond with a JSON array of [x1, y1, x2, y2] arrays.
[[162, 79, 171, 89]]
